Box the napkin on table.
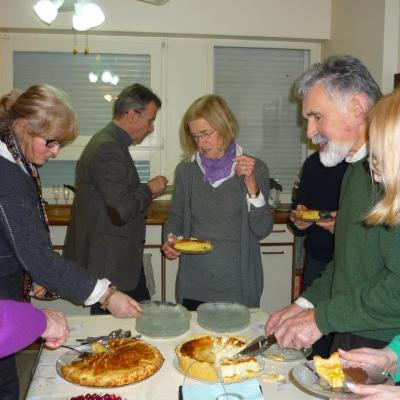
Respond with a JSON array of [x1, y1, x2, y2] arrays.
[[182, 378, 263, 400]]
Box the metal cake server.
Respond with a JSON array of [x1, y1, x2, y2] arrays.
[[232, 334, 277, 359]]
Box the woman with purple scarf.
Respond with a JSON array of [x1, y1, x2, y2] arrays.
[[162, 95, 273, 310]]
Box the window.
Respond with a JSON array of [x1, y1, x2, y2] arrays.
[[214, 46, 309, 193]]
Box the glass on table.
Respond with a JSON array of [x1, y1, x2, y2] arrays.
[[52, 185, 61, 204], [63, 186, 71, 204]]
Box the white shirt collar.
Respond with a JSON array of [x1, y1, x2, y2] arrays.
[[0, 140, 16, 163], [345, 143, 368, 163]]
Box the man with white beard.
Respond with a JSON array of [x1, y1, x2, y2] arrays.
[[265, 55, 395, 354]]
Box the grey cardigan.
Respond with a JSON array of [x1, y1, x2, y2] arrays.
[[0, 156, 96, 302], [163, 158, 273, 307]]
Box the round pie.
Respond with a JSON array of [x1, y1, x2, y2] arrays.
[[61, 338, 163, 387], [176, 335, 260, 382]]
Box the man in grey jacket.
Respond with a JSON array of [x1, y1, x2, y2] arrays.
[[64, 83, 167, 314]]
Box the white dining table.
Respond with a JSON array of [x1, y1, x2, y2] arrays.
[[26, 309, 319, 400]]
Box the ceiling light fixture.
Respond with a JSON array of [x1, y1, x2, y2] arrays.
[[33, 0, 105, 31]]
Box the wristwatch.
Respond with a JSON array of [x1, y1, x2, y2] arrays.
[[100, 284, 117, 310], [248, 188, 260, 199]]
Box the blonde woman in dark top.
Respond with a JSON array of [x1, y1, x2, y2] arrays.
[[162, 95, 273, 310]]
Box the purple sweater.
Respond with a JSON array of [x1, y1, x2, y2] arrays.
[[0, 300, 47, 358]]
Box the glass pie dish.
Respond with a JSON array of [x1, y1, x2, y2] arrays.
[[197, 302, 250, 333], [135, 301, 190, 338]]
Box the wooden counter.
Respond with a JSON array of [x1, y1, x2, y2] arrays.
[[45, 201, 290, 226]]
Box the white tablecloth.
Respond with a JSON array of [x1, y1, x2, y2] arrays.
[[26, 309, 318, 400]]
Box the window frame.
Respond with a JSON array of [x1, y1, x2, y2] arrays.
[[1, 33, 165, 178], [206, 38, 320, 201]]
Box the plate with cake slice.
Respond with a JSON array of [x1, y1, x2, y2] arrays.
[[290, 352, 393, 399], [291, 209, 334, 222], [172, 238, 213, 254]]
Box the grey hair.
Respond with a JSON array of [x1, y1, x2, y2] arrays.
[[113, 83, 161, 118], [295, 55, 382, 109]]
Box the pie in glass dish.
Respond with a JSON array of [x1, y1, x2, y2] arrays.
[[60, 338, 163, 387], [176, 335, 261, 383]]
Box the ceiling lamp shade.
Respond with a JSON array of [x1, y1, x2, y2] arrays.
[[137, 0, 170, 4], [72, 1, 105, 31], [34, 0, 64, 24], [33, 0, 105, 31]]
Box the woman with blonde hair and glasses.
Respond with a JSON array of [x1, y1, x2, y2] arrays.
[[0, 84, 141, 399], [162, 94, 273, 310], [339, 88, 400, 399]]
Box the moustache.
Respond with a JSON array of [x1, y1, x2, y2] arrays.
[[312, 134, 329, 146]]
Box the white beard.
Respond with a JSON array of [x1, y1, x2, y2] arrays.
[[312, 134, 352, 167]]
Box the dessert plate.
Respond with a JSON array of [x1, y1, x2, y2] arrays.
[[172, 238, 213, 254], [135, 301, 190, 338], [197, 303, 250, 332], [290, 360, 393, 399], [291, 209, 334, 222], [262, 343, 311, 362]]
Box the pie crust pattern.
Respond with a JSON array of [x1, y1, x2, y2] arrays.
[[61, 338, 163, 387]]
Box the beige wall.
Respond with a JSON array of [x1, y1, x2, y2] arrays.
[[323, 0, 400, 94], [0, 0, 331, 39]]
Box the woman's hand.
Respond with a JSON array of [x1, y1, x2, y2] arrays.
[[339, 348, 398, 374], [234, 155, 258, 194], [346, 382, 400, 400], [42, 308, 69, 348], [101, 290, 142, 318], [161, 234, 181, 260]]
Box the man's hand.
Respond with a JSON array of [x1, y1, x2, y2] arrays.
[[339, 348, 398, 374], [42, 309, 69, 349], [346, 382, 400, 400], [103, 291, 142, 318], [290, 204, 313, 230], [316, 210, 337, 234], [147, 175, 168, 198], [272, 308, 322, 349], [265, 303, 304, 336], [161, 234, 181, 260]]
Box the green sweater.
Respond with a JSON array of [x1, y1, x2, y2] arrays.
[[303, 158, 400, 342]]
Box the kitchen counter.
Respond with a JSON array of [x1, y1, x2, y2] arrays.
[[45, 201, 290, 226]]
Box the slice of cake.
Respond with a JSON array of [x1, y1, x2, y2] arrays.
[[313, 352, 345, 388], [176, 335, 260, 382], [295, 209, 320, 221], [173, 239, 212, 253]]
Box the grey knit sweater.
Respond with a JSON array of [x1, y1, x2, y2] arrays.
[[163, 158, 273, 307]]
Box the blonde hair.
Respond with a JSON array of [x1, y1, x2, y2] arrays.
[[0, 84, 78, 145], [180, 95, 238, 159], [366, 88, 400, 227]]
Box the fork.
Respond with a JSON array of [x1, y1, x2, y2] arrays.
[[60, 345, 92, 358]]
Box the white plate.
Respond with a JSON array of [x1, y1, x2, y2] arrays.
[[290, 360, 393, 399], [262, 343, 311, 362], [135, 301, 190, 338], [173, 357, 264, 384], [197, 303, 250, 333]]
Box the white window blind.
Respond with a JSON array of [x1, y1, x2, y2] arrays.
[[14, 52, 151, 136], [214, 47, 309, 192]]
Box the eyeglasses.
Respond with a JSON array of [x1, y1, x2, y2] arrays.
[[190, 128, 216, 141], [42, 137, 64, 149], [129, 108, 156, 125]]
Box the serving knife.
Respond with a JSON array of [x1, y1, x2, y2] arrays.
[[232, 334, 277, 359]]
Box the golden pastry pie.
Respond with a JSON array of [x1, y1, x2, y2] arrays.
[[176, 335, 260, 383], [61, 338, 163, 387], [313, 352, 345, 388], [294, 209, 320, 221], [173, 239, 212, 253]]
